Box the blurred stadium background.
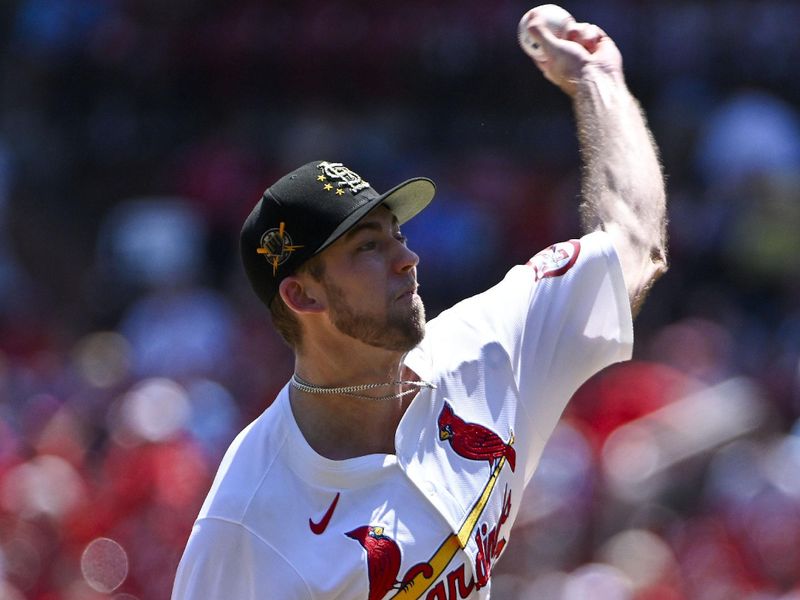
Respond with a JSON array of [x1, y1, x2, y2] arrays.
[[1, 0, 800, 598]]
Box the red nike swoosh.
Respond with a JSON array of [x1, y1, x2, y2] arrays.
[[309, 492, 340, 535]]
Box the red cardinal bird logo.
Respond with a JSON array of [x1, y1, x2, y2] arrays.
[[437, 403, 516, 472], [346, 525, 433, 600]]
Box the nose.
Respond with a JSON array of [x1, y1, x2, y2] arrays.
[[395, 239, 419, 273]]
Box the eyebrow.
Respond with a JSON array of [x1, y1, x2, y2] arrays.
[[343, 216, 400, 241]]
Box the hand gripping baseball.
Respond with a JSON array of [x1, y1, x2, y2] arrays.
[[518, 6, 623, 97]]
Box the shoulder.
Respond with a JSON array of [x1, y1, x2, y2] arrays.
[[173, 517, 311, 600], [197, 396, 291, 523], [415, 230, 629, 369], [530, 230, 614, 270], [423, 231, 621, 334]]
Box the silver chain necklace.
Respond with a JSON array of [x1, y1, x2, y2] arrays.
[[290, 373, 436, 401]]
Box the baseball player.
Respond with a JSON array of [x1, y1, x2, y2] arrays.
[[172, 6, 667, 599]]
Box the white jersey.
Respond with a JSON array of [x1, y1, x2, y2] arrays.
[[172, 231, 633, 600]]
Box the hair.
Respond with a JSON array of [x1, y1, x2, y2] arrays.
[[268, 254, 326, 350]]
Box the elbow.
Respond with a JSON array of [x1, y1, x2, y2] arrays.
[[650, 243, 669, 280], [640, 243, 668, 297], [629, 244, 668, 319]]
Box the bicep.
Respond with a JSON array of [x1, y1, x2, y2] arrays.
[[172, 518, 311, 600]]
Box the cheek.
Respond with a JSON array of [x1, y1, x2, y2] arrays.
[[345, 265, 391, 296], [327, 274, 389, 312]]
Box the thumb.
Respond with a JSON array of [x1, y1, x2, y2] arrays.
[[520, 15, 594, 96], [523, 17, 586, 62]]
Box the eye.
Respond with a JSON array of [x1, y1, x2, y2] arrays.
[[357, 240, 377, 252], [394, 232, 408, 245]]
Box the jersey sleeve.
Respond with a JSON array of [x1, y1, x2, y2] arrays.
[[424, 231, 632, 477], [171, 517, 312, 600], [516, 232, 633, 442]]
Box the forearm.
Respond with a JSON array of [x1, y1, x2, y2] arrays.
[[573, 67, 668, 316]]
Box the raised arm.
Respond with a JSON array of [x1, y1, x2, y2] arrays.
[[520, 7, 668, 317]]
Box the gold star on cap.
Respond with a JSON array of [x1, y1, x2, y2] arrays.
[[317, 175, 326, 181], [323, 183, 333, 191], [335, 188, 345, 196]]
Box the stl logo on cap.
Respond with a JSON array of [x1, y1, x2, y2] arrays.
[[257, 221, 304, 276], [317, 161, 371, 194]]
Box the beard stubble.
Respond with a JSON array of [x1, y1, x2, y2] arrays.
[[324, 278, 426, 352]]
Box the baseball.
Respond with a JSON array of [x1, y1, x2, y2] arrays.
[[517, 4, 574, 60]]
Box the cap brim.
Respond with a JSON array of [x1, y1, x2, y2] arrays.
[[380, 177, 436, 225], [314, 177, 435, 255]]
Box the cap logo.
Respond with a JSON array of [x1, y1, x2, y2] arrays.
[[317, 161, 370, 194], [256, 222, 304, 276]]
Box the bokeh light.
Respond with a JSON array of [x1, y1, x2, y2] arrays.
[[117, 378, 190, 443], [562, 564, 633, 600], [0, 455, 85, 519], [73, 331, 132, 388], [598, 529, 678, 591], [80, 537, 129, 594]]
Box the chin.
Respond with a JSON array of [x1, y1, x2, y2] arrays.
[[380, 307, 426, 352], [328, 292, 426, 352]]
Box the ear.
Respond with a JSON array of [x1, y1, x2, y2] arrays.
[[278, 276, 326, 315]]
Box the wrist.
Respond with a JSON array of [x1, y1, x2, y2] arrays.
[[578, 62, 626, 90], [574, 64, 629, 108]]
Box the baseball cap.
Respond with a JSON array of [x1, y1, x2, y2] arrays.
[[240, 160, 435, 306]]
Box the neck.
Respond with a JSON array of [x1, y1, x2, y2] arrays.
[[291, 374, 427, 401], [289, 341, 419, 460], [295, 332, 409, 388]]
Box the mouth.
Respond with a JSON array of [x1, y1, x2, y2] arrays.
[[396, 284, 419, 301]]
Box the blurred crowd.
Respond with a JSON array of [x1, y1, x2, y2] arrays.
[[1, 0, 800, 598]]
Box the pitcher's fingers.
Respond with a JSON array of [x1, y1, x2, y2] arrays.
[[565, 22, 607, 54], [526, 17, 585, 61]]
